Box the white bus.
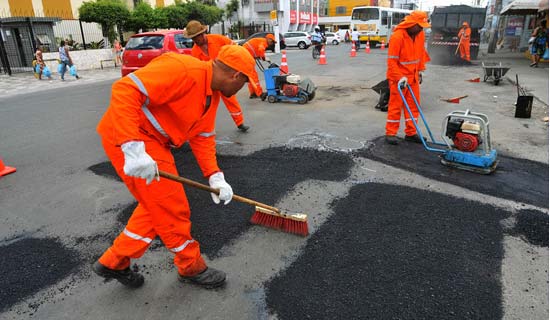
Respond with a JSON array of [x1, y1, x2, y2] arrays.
[[350, 6, 412, 47]]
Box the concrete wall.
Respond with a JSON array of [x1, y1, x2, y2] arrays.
[[42, 48, 115, 73]]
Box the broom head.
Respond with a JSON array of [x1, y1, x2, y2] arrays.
[[250, 206, 309, 237]]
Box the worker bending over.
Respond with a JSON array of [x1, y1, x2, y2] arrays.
[[185, 20, 250, 132], [93, 45, 258, 289], [243, 34, 276, 99], [385, 10, 431, 145], [458, 21, 471, 63]]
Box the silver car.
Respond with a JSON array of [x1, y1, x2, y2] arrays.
[[282, 32, 311, 49], [324, 32, 341, 45]]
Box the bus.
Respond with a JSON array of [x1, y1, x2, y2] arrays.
[[350, 6, 412, 47]]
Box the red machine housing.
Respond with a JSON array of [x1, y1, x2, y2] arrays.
[[453, 132, 480, 152], [282, 84, 300, 97]]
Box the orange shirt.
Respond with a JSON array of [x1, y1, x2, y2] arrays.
[[97, 52, 221, 176], [243, 38, 268, 59], [458, 27, 471, 42], [190, 34, 233, 61], [386, 28, 430, 83]]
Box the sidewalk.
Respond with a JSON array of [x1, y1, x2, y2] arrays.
[[0, 67, 121, 100], [478, 45, 549, 106]]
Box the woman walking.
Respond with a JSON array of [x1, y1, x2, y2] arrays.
[[530, 20, 548, 68], [58, 40, 80, 80]]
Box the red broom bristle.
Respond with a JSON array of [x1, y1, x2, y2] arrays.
[[251, 210, 309, 237]]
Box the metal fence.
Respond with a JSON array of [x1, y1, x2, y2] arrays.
[[0, 12, 104, 75]]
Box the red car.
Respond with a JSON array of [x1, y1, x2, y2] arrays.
[[121, 30, 193, 77]]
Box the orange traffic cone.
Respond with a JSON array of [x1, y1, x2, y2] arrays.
[[365, 41, 371, 53], [441, 95, 469, 103], [350, 41, 357, 57], [280, 50, 289, 74], [0, 157, 16, 177], [466, 77, 480, 82], [318, 45, 327, 65], [380, 40, 386, 50]]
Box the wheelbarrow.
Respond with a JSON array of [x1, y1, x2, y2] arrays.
[[481, 62, 510, 85]]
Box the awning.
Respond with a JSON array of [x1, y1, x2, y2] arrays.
[[500, 0, 540, 15]]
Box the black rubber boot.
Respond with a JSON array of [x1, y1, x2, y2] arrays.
[[92, 261, 144, 288], [178, 267, 226, 289], [238, 124, 249, 132], [385, 135, 399, 145], [404, 134, 423, 144]]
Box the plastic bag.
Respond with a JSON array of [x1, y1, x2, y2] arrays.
[[543, 47, 549, 60], [35, 64, 41, 73], [69, 65, 77, 76], [57, 63, 64, 74], [43, 66, 51, 78]]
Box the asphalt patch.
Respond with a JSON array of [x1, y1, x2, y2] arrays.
[[89, 146, 354, 257], [266, 183, 507, 319], [0, 237, 80, 313], [355, 136, 548, 208], [511, 209, 549, 247]]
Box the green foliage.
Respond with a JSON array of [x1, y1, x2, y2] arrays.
[[225, 0, 239, 22], [157, 5, 187, 29], [125, 2, 156, 33], [78, 0, 129, 42], [183, 1, 223, 27], [87, 39, 105, 49]]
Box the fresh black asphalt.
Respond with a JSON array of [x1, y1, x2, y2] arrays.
[[355, 136, 548, 208]]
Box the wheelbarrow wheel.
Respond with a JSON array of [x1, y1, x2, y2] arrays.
[[483, 75, 488, 82], [494, 78, 500, 85]]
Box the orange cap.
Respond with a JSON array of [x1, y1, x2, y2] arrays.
[[217, 45, 258, 91], [266, 34, 276, 42], [405, 10, 431, 28]]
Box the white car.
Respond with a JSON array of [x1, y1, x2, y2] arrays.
[[324, 32, 341, 45], [283, 31, 312, 49]]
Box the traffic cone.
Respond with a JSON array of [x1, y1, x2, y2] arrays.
[[350, 41, 357, 57], [365, 41, 371, 54], [466, 77, 480, 82], [380, 40, 386, 50], [0, 157, 16, 177], [280, 50, 289, 74], [441, 95, 469, 103], [318, 45, 327, 65]]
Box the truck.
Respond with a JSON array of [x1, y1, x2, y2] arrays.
[[427, 5, 486, 64]]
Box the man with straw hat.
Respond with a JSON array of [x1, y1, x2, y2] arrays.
[[93, 45, 259, 289], [185, 20, 251, 132], [385, 10, 431, 145]]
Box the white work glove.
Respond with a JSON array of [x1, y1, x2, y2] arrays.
[[121, 141, 159, 185], [398, 76, 408, 89], [208, 172, 233, 205], [419, 72, 423, 85]]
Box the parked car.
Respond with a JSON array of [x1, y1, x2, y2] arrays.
[[283, 31, 311, 49], [121, 30, 193, 77], [237, 32, 286, 51], [324, 32, 341, 45]]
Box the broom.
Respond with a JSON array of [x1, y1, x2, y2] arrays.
[[158, 171, 309, 237]]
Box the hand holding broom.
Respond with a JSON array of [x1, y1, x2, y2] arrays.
[[158, 170, 309, 236]]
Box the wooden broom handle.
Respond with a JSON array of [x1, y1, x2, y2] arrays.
[[158, 170, 280, 213]]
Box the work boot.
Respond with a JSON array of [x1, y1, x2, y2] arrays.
[[178, 267, 226, 289], [404, 134, 423, 144], [238, 124, 249, 132], [385, 135, 399, 145], [249, 94, 258, 99], [92, 261, 144, 288]]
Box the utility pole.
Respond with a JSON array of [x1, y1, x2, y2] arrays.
[[488, 0, 502, 53]]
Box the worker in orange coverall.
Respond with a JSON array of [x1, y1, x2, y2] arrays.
[[185, 20, 250, 132], [243, 34, 276, 99], [458, 21, 471, 63], [385, 10, 431, 145], [92, 45, 258, 289]]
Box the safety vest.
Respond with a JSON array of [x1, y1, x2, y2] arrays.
[[386, 28, 430, 83], [244, 38, 268, 59], [191, 34, 233, 61]]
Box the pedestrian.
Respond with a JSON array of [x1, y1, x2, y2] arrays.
[[385, 10, 431, 145], [184, 20, 250, 132], [34, 45, 52, 80], [351, 28, 360, 49], [113, 39, 123, 66], [243, 34, 276, 99], [345, 30, 350, 43], [457, 21, 471, 63], [529, 20, 548, 68], [92, 45, 258, 289], [58, 40, 80, 81]]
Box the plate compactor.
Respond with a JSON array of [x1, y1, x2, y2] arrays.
[[258, 62, 316, 104], [399, 84, 498, 174]]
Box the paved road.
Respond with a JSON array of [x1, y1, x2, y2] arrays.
[[0, 44, 547, 320]]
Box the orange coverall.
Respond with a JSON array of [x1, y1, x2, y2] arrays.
[[458, 23, 471, 62], [96, 52, 222, 277], [243, 38, 267, 97], [191, 34, 244, 127], [386, 27, 430, 137]]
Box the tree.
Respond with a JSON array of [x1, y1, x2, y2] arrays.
[[125, 2, 156, 33], [225, 0, 239, 24], [158, 5, 187, 29], [182, 1, 223, 27], [79, 0, 130, 46]]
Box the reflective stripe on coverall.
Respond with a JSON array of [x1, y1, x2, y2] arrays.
[[96, 52, 221, 276], [458, 23, 471, 61], [191, 34, 244, 126], [386, 27, 430, 136], [244, 38, 267, 97]]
